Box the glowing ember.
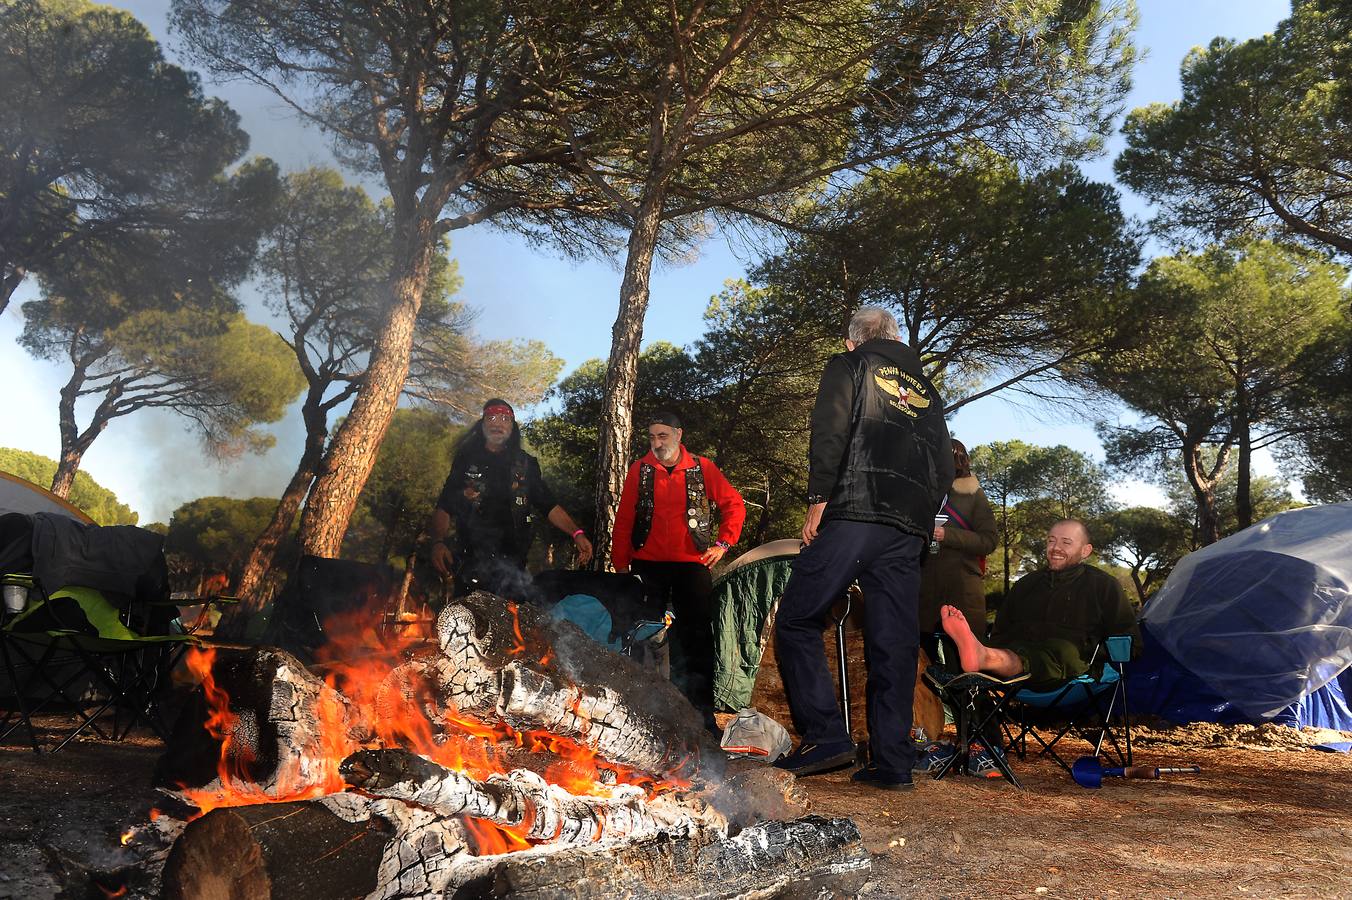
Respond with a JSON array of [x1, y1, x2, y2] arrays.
[[119, 828, 134, 846]]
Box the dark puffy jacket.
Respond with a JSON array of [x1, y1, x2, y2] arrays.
[[808, 339, 954, 538]]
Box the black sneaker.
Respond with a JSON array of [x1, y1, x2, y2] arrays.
[[851, 764, 915, 791], [773, 741, 857, 776]]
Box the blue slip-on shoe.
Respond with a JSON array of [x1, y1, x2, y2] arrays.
[[773, 741, 857, 776], [851, 764, 915, 791], [912, 741, 958, 774]]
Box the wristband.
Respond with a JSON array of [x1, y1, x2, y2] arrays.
[[714, 540, 730, 550], [571, 528, 585, 539]]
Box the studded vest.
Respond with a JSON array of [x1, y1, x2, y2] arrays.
[[631, 459, 714, 553]]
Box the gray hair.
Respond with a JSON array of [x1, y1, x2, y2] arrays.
[[848, 307, 900, 343]]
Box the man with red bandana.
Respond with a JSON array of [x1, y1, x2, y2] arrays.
[[429, 399, 592, 598], [611, 412, 745, 723]]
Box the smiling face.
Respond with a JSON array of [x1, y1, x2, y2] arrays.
[[1045, 520, 1093, 572], [648, 424, 683, 464]]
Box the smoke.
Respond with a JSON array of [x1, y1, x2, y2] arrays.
[[124, 405, 309, 524]]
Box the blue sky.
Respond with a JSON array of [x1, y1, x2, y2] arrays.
[[2, 0, 1295, 523]]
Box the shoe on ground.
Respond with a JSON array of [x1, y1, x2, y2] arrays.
[[773, 741, 857, 776], [852, 764, 915, 791], [912, 741, 958, 774], [966, 741, 1007, 779]]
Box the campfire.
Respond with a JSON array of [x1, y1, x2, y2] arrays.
[[124, 591, 869, 898]]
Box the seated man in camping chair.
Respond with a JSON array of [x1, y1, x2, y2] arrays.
[[939, 519, 1140, 692]]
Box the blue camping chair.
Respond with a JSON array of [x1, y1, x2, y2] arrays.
[[1005, 635, 1134, 772]]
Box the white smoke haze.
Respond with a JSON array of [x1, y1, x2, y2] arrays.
[[131, 405, 310, 524]]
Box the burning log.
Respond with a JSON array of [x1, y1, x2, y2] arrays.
[[494, 661, 695, 778], [155, 646, 355, 805], [341, 748, 723, 848]]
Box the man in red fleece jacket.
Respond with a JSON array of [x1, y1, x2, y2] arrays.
[[612, 412, 745, 726]]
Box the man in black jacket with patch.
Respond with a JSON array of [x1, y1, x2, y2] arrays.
[[774, 307, 954, 790]]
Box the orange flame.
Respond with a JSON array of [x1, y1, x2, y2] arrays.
[[179, 594, 692, 852], [463, 816, 532, 855]]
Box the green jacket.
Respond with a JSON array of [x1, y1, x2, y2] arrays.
[[990, 563, 1141, 669]]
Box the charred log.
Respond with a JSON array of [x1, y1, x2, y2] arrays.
[[452, 815, 871, 899], [160, 800, 392, 900], [434, 595, 718, 779], [155, 646, 355, 802], [495, 661, 697, 780]]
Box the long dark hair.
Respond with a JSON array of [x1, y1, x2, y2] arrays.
[[951, 438, 971, 479], [455, 417, 522, 456]]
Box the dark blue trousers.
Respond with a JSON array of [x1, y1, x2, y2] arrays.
[[775, 520, 924, 774]]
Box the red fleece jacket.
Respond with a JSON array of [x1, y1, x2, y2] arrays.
[[611, 446, 745, 571]]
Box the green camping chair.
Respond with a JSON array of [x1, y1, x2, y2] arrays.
[[1, 581, 197, 753]]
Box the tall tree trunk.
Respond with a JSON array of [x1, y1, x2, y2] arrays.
[[1000, 499, 1012, 595], [0, 266, 24, 319], [754, 476, 771, 546], [297, 220, 437, 558], [1182, 441, 1227, 546], [222, 405, 330, 636], [1235, 398, 1253, 531], [50, 362, 111, 499], [593, 188, 667, 566], [49, 446, 86, 499]]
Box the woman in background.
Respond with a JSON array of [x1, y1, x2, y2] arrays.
[[914, 438, 1000, 775]]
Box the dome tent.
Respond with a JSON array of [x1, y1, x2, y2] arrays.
[[0, 471, 93, 523], [1138, 502, 1352, 728]]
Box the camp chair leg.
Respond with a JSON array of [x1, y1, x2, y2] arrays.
[[929, 677, 1024, 788], [0, 635, 41, 753], [1086, 679, 1132, 768], [1, 637, 119, 749], [68, 643, 170, 744]]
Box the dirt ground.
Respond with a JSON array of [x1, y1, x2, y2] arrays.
[[2, 714, 1351, 900]]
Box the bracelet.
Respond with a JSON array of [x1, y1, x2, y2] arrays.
[[714, 540, 730, 550], [571, 528, 585, 539]]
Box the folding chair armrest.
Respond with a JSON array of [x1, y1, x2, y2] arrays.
[[1105, 635, 1132, 664]]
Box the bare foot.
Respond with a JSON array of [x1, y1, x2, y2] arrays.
[[940, 605, 985, 673]]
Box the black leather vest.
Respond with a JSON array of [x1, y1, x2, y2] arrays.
[[457, 450, 533, 554], [631, 460, 713, 552]]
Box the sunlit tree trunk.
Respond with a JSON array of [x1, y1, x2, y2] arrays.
[[50, 362, 113, 498], [1183, 440, 1229, 546], [593, 187, 667, 566], [297, 219, 437, 558]]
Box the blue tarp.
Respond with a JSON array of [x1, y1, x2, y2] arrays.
[[1133, 502, 1352, 731], [1127, 623, 1352, 731]]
